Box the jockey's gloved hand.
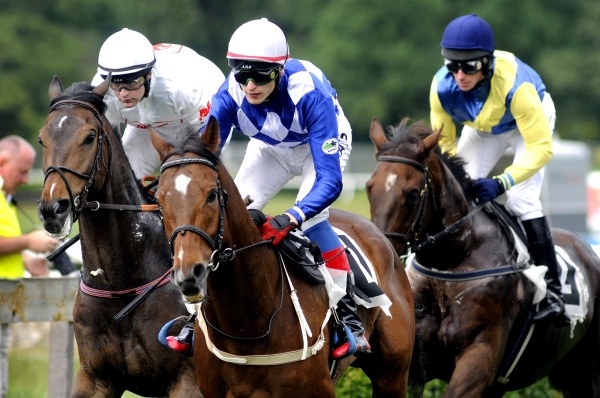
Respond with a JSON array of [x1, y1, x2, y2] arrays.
[[261, 214, 297, 246], [469, 177, 505, 203]]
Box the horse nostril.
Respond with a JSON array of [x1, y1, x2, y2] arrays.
[[55, 199, 71, 217], [193, 263, 206, 279]]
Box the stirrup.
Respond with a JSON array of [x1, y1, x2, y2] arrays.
[[158, 315, 195, 357], [330, 320, 371, 359]]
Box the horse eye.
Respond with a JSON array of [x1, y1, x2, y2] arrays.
[[207, 190, 218, 203], [84, 131, 96, 144], [405, 189, 419, 207], [37, 136, 44, 147]]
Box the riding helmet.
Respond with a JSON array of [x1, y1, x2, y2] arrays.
[[440, 14, 495, 61], [227, 18, 289, 70]]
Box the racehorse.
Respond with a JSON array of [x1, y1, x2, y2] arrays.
[[36, 76, 202, 397], [366, 117, 600, 397], [147, 118, 417, 397]]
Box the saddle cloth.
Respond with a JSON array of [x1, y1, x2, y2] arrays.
[[334, 227, 393, 317]]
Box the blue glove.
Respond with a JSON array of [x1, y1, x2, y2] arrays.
[[469, 178, 505, 203]]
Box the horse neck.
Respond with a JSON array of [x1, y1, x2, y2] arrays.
[[417, 158, 484, 267], [205, 172, 284, 324], [78, 137, 171, 283]]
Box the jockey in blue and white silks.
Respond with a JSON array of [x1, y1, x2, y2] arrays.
[[209, 57, 352, 223], [203, 18, 371, 359]]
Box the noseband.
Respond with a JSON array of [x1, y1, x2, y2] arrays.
[[160, 157, 231, 270], [43, 99, 112, 222]]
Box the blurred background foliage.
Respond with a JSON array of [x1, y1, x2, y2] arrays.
[[1, 0, 599, 168]]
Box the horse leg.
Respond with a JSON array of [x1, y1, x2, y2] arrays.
[[443, 344, 499, 398], [359, 308, 413, 397], [71, 369, 123, 398]]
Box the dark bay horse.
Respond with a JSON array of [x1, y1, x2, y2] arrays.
[[366, 117, 600, 397], [36, 76, 201, 397], [147, 118, 416, 397]]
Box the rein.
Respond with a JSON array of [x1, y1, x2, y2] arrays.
[[410, 256, 524, 281]]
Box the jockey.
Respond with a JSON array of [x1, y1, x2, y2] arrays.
[[430, 14, 569, 327], [92, 28, 225, 178], [203, 18, 369, 359]]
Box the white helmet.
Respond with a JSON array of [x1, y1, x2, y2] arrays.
[[97, 28, 156, 77], [227, 18, 289, 68]]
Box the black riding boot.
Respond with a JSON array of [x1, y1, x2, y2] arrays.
[[522, 217, 570, 327], [332, 288, 371, 359]]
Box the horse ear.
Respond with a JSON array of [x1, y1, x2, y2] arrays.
[[48, 75, 63, 99], [148, 126, 172, 161], [369, 117, 388, 150], [199, 116, 221, 155], [422, 127, 442, 152], [93, 72, 111, 97]]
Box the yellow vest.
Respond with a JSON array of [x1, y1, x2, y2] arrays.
[[0, 187, 24, 279]]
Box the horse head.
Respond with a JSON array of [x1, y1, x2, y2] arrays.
[[150, 117, 262, 303], [37, 75, 114, 238]]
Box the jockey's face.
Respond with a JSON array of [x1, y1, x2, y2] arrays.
[[451, 69, 485, 92], [111, 73, 150, 108], [240, 79, 276, 105]]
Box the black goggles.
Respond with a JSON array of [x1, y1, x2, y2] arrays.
[[444, 58, 483, 74], [233, 68, 280, 86]]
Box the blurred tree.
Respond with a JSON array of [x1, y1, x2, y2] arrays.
[[0, 0, 598, 149]]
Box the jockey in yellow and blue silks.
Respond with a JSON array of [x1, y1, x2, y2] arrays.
[[430, 14, 569, 327]]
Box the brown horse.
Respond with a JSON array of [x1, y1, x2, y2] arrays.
[[36, 76, 201, 397], [366, 117, 600, 397], [147, 118, 416, 397]]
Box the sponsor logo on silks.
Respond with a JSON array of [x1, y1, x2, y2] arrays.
[[322, 138, 339, 155], [198, 102, 211, 121]]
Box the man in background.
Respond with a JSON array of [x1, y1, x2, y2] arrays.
[[0, 135, 68, 397]]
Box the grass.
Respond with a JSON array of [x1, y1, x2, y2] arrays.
[[9, 190, 560, 397]]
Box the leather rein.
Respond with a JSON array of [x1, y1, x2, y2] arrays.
[[377, 154, 518, 281]]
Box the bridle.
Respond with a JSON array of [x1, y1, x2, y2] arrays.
[[160, 157, 233, 270], [44, 100, 113, 223], [377, 154, 484, 252], [43, 99, 160, 224], [376, 155, 434, 251], [160, 156, 286, 341]]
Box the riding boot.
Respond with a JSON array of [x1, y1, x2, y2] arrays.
[[522, 217, 570, 327]]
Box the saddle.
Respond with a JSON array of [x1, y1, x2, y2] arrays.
[[248, 209, 325, 284]]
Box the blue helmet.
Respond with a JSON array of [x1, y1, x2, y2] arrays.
[[440, 14, 495, 60]]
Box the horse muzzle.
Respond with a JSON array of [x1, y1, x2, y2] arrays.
[[37, 199, 73, 239]]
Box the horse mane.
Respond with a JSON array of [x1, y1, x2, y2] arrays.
[[49, 82, 107, 113], [382, 118, 473, 193], [166, 123, 221, 166]]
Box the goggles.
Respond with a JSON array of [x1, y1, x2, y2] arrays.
[[110, 76, 146, 93], [444, 58, 483, 75], [233, 67, 280, 86]]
